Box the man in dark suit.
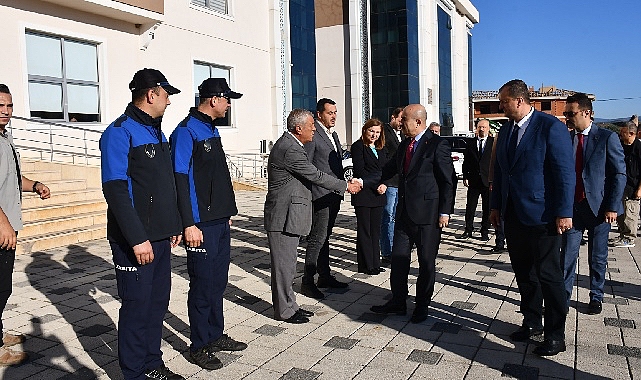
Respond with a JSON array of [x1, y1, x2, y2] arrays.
[[490, 79, 575, 356], [370, 104, 454, 323], [303, 98, 348, 298], [561, 93, 626, 316], [264, 109, 360, 324], [380, 107, 404, 264], [458, 119, 494, 241]]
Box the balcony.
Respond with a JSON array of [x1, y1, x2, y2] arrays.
[[40, 0, 164, 24]]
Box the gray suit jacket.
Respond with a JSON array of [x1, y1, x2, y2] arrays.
[[304, 120, 345, 201], [264, 132, 346, 236]]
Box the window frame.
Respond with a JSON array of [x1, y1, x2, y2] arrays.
[[25, 31, 100, 123], [190, 0, 231, 16]]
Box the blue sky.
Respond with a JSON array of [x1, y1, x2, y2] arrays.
[[471, 1, 641, 119]]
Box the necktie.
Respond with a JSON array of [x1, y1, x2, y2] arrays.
[[575, 133, 585, 203], [404, 138, 416, 175], [507, 123, 520, 162], [478, 139, 483, 154]]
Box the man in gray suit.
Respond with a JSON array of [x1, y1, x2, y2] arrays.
[[302, 98, 348, 299], [264, 109, 361, 323]]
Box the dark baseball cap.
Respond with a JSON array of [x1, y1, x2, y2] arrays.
[[129, 68, 181, 95], [198, 78, 242, 99]]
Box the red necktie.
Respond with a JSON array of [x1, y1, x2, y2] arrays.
[[575, 133, 585, 203], [404, 138, 416, 175]]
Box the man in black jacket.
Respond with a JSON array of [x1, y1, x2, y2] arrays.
[[380, 107, 404, 264], [458, 119, 494, 241], [100, 69, 183, 380], [170, 78, 247, 371], [612, 121, 641, 248]]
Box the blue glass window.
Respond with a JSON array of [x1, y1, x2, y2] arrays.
[[290, 0, 317, 113]]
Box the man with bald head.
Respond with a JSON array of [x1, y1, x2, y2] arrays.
[[371, 104, 454, 323]]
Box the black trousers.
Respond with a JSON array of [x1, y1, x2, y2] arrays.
[[355, 206, 383, 272], [390, 212, 441, 307], [504, 201, 566, 341], [464, 185, 490, 234], [0, 242, 16, 345], [305, 195, 341, 279]]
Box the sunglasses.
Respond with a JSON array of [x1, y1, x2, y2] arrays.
[[562, 111, 582, 117]]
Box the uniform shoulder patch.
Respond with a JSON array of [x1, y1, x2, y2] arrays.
[[113, 115, 128, 128]]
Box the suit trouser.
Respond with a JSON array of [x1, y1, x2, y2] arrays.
[[617, 195, 639, 241], [268, 231, 300, 320], [0, 239, 16, 345], [464, 185, 490, 234], [186, 220, 230, 351], [112, 239, 171, 380], [561, 200, 610, 305], [380, 187, 399, 258], [355, 206, 383, 272], [390, 213, 441, 307], [504, 203, 566, 341], [305, 195, 341, 279]]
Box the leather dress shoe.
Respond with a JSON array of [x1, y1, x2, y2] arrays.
[[300, 282, 325, 299], [509, 325, 544, 342], [410, 307, 428, 323], [381, 257, 392, 265], [533, 339, 566, 356], [370, 300, 407, 315], [456, 231, 472, 240], [587, 300, 602, 315], [283, 311, 309, 324], [480, 233, 490, 241], [297, 308, 314, 317], [317, 275, 349, 288]]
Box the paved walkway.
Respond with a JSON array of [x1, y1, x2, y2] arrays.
[[1, 190, 640, 379]]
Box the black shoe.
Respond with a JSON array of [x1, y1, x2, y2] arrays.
[[317, 275, 349, 288], [456, 231, 472, 240], [381, 257, 392, 265], [587, 300, 602, 315], [365, 268, 383, 275], [480, 233, 490, 241], [509, 325, 544, 342], [533, 339, 566, 356], [490, 246, 506, 253], [410, 306, 428, 323], [370, 300, 407, 315], [300, 282, 325, 299], [208, 334, 247, 352], [377, 267, 386, 273], [283, 311, 309, 324], [145, 364, 187, 379], [297, 308, 314, 317]]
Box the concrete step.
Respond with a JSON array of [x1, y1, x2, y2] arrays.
[[21, 212, 107, 238], [22, 170, 61, 182], [22, 200, 106, 221], [16, 224, 107, 255], [43, 179, 88, 192], [22, 188, 103, 209]]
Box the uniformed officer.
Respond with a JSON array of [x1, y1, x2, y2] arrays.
[[100, 69, 184, 380], [170, 78, 247, 371]]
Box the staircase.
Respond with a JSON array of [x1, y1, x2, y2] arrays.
[[17, 160, 106, 255]]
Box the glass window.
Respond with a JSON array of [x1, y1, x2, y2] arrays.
[[541, 101, 552, 111], [194, 62, 233, 127], [437, 6, 453, 135], [289, 0, 317, 114], [191, 0, 228, 15], [26, 32, 100, 122]]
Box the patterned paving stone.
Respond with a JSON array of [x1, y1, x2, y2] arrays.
[[77, 324, 113, 337], [607, 257, 617, 261], [280, 368, 322, 380], [38, 314, 62, 323], [501, 363, 539, 380], [430, 322, 462, 334], [324, 336, 359, 350], [607, 344, 641, 358], [465, 283, 488, 292], [408, 278, 417, 284], [4, 304, 17, 311], [228, 275, 245, 281], [604, 318, 636, 329], [94, 295, 113, 304], [602, 297, 629, 305], [606, 267, 620, 273], [351, 273, 369, 279], [65, 268, 85, 274], [254, 263, 270, 270], [232, 295, 261, 305], [358, 313, 388, 323], [406, 349, 442, 365], [253, 324, 286, 336], [13, 280, 32, 288], [99, 274, 116, 281], [49, 287, 76, 295], [450, 301, 477, 310], [299, 305, 323, 313], [217, 351, 242, 366], [476, 271, 497, 277]]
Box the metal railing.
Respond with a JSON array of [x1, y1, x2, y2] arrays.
[[226, 153, 269, 180]]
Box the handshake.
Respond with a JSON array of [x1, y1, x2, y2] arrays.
[[346, 178, 363, 194]]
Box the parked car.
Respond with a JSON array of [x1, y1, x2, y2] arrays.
[[441, 136, 468, 179], [342, 150, 353, 180]]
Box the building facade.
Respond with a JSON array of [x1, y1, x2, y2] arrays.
[[0, 0, 478, 157]]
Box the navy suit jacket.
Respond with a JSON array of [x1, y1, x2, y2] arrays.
[[572, 124, 626, 216], [491, 110, 575, 226]]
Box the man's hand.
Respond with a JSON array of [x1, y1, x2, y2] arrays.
[[184, 225, 203, 247], [133, 240, 154, 265], [376, 184, 387, 194], [438, 215, 449, 228], [0, 219, 17, 251], [170, 235, 182, 248], [604, 211, 617, 224], [489, 209, 500, 228], [347, 179, 362, 194], [35, 183, 51, 200], [463, 179, 468, 187], [556, 217, 573, 235]]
